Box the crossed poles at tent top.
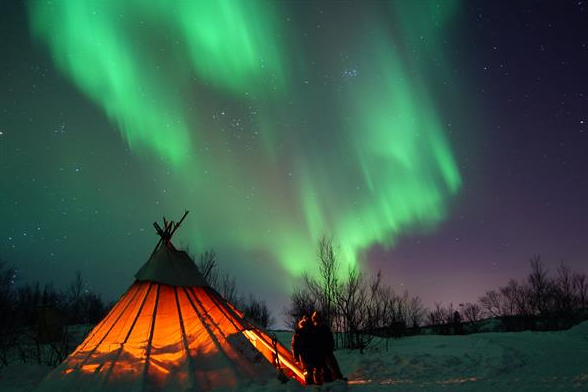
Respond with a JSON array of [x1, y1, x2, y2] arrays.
[[151, 210, 189, 254]]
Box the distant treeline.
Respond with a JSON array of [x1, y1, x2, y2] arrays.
[[425, 256, 587, 334], [476, 256, 586, 331], [0, 264, 110, 367], [285, 238, 588, 350]]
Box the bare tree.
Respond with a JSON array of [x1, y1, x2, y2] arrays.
[[462, 302, 483, 332], [286, 236, 341, 334], [287, 237, 426, 349], [196, 250, 238, 304], [499, 280, 518, 316], [284, 287, 317, 330], [480, 289, 502, 318], [336, 266, 369, 351], [462, 302, 482, 323], [317, 236, 339, 327], [238, 294, 275, 329], [406, 295, 426, 328], [0, 261, 17, 367], [217, 273, 238, 305], [553, 263, 574, 315], [428, 302, 450, 327], [528, 255, 551, 315], [196, 249, 273, 326], [364, 271, 385, 332], [501, 279, 531, 317], [573, 272, 587, 310], [475, 255, 588, 332], [198, 249, 216, 281], [68, 271, 84, 324]]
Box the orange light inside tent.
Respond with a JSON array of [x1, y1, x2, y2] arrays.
[[51, 281, 305, 390], [81, 364, 100, 373]]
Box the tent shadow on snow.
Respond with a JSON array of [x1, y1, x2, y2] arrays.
[[34, 213, 304, 392]]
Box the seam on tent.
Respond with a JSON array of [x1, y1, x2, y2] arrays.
[[188, 287, 261, 377], [71, 284, 136, 357], [190, 288, 242, 343], [74, 283, 144, 371], [142, 284, 161, 391], [203, 289, 272, 370], [101, 282, 154, 386], [205, 288, 247, 333], [174, 286, 196, 389], [182, 286, 242, 379], [122, 283, 154, 344], [206, 289, 306, 383]]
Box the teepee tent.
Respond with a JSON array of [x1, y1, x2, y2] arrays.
[[35, 212, 304, 392]]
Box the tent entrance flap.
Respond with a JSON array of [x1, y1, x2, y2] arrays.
[[241, 328, 306, 383]]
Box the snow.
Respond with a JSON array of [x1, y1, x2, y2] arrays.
[[0, 363, 52, 392], [1, 322, 587, 392], [335, 322, 588, 391]]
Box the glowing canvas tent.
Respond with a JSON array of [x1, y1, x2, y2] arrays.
[[35, 212, 304, 392]]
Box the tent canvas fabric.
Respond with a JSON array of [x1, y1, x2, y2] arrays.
[[34, 241, 304, 392], [135, 245, 209, 287]]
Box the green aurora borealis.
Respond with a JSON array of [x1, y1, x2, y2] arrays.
[[26, 1, 461, 277]]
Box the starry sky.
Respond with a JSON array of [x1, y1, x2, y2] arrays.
[[1, 0, 587, 323]]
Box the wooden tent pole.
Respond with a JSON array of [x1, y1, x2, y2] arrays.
[[146, 210, 189, 259], [169, 210, 189, 239]]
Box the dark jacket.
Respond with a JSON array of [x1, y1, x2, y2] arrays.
[[292, 323, 314, 365], [313, 322, 335, 355]]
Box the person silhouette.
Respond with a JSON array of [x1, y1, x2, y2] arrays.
[[291, 315, 316, 384], [311, 311, 345, 382]]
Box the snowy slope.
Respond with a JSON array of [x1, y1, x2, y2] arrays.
[[1, 322, 587, 392], [0, 363, 52, 392], [337, 321, 588, 391]]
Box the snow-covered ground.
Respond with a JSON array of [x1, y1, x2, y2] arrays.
[[1, 322, 587, 392], [336, 321, 588, 391]]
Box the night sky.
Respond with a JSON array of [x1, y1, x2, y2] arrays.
[[1, 1, 587, 323]]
